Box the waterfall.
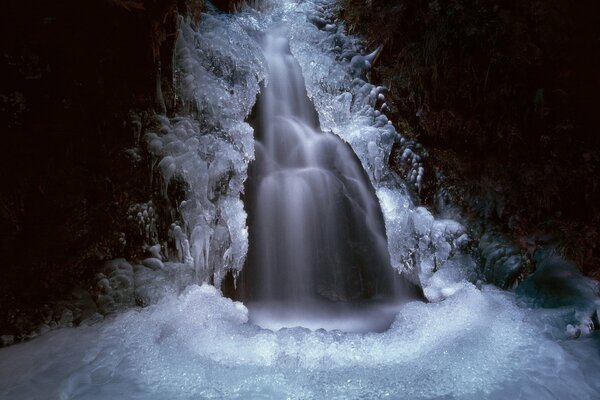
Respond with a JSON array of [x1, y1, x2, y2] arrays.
[[241, 27, 411, 332]]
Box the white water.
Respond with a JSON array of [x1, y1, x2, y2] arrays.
[[1, 1, 599, 399], [242, 27, 410, 331]]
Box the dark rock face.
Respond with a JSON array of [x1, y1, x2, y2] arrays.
[[342, 0, 600, 279], [0, 0, 202, 335], [210, 0, 245, 12]]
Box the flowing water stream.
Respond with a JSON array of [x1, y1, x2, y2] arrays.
[[242, 27, 414, 332]]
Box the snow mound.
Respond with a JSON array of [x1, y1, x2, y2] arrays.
[[1, 284, 599, 399]]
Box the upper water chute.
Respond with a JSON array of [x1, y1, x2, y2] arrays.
[[240, 26, 411, 330]]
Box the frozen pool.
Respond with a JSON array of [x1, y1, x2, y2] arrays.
[[1, 283, 599, 399]]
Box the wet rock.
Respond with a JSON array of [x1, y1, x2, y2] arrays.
[[516, 254, 599, 309], [591, 307, 600, 330], [59, 309, 74, 327], [0, 335, 14, 347]]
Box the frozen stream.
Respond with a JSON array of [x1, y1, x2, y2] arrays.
[[1, 0, 599, 399]]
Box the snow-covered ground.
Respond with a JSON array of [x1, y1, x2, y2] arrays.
[[1, 0, 599, 398], [1, 283, 599, 399]]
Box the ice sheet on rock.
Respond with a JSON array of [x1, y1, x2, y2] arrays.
[[133, 261, 196, 306], [1, 284, 599, 399], [93, 258, 196, 311], [377, 187, 477, 298], [145, 8, 268, 287]]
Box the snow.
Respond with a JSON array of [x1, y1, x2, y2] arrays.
[[1, 283, 599, 399]]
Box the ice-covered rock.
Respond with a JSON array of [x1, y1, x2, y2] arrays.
[[95, 259, 135, 314], [127, 202, 159, 247], [517, 254, 599, 310], [478, 227, 527, 288], [144, 9, 268, 287], [148, 244, 162, 260], [377, 187, 476, 299], [133, 261, 195, 306], [142, 257, 165, 271]]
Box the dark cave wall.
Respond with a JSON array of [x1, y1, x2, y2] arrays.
[[211, 0, 247, 12], [341, 0, 600, 279], [0, 0, 207, 334]]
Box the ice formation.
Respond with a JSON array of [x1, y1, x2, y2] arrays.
[[141, 0, 478, 300], [145, 9, 268, 287], [138, 0, 474, 302]]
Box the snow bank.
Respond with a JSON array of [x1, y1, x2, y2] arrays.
[[1, 283, 599, 399]]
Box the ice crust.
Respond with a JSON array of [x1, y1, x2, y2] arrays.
[[145, 9, 268, 287], [1, 283, 600, 399]]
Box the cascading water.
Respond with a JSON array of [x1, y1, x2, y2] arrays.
[[242, 27, 412, 332]]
